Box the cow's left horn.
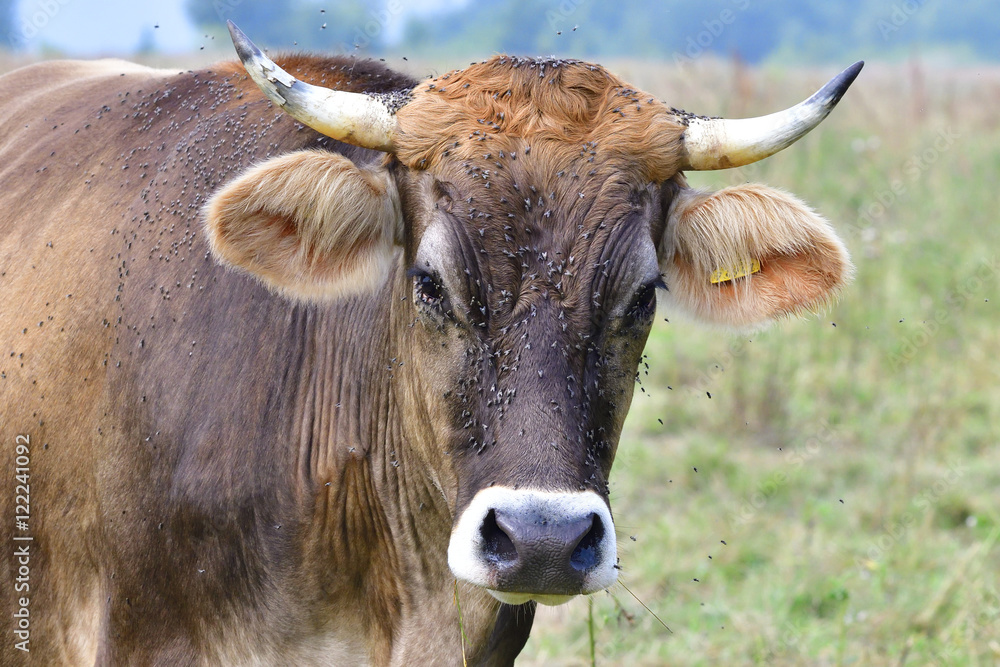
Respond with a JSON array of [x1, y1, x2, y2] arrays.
[[228, 21, 397, 152], [679, 61, 863, 171]]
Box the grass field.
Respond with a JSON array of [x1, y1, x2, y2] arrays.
[[3, 50, 996, 665], [519, 59, 1000, 666]]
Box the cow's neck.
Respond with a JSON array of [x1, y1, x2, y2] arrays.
[[293, 264, 516, 663], [299, 263, 452, 566]]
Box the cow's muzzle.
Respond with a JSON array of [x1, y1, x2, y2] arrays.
[[447, 488, 618, 606]]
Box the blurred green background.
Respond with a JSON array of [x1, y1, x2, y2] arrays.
[[521, 60, 1000, 665], [2, 1, 998, 665]]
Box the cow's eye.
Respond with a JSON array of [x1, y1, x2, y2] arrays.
[[627, 278, 665, 321], [410, 269, 450, 315]]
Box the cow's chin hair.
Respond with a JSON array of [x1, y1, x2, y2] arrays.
[[487, 590, 576, 607]]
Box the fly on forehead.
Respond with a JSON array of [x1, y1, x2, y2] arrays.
[[412, 161, 666, 337]]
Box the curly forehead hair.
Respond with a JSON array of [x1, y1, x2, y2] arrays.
[[393, 56, 686, 182]]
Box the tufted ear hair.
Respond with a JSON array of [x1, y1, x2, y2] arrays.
[[204, 149, 402, 301], [658, 183, 852, 330]]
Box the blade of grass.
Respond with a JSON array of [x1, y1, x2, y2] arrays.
[[454, 580, 468, 667], [588, 595, 597, 667], [618, 580, 673, 634]]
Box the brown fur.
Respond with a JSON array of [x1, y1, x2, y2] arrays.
[[394, 56, 686, 182]]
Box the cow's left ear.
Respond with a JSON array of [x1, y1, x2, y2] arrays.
[[658, 183, 852, 330], [204, 149, 402, 301]]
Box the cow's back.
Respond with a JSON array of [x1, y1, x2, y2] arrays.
[[0, 61, 189, 663]]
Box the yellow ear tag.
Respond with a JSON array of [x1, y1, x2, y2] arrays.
[[710, 258, 761, 284]]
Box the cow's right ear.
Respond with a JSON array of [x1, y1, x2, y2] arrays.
[[204, 149, 402, 301]]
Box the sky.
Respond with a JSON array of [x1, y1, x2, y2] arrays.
[[14, 0, 196, 54], [11, 0, 465, 55]]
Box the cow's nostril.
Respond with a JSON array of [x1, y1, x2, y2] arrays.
[[569, 514, 604, 572], [450, 489, 618, 598], [481, 509, 518, 565]]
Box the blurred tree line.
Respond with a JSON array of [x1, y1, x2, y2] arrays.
[[187, 0, 394, 53], [187, 0, 998, 63]]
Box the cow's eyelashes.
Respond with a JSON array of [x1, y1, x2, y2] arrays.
[[409, 269, 451, 315], [413, 271, 444, 306], [627, 278, 666, 321]]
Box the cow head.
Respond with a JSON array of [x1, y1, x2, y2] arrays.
[[206, 23, 858, 606]]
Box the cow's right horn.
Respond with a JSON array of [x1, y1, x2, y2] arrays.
[[678, 61, 863, 171], [228, 21, 398, 152]]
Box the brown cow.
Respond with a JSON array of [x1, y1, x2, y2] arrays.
[[0, 22, 859, 665]]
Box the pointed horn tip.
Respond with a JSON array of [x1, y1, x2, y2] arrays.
[[836, 60, 865, 90], [226, 20, 245, 46], [815, 60, 865, 108], [227, 20, 262, 65], [679, 60, 864, 171]]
